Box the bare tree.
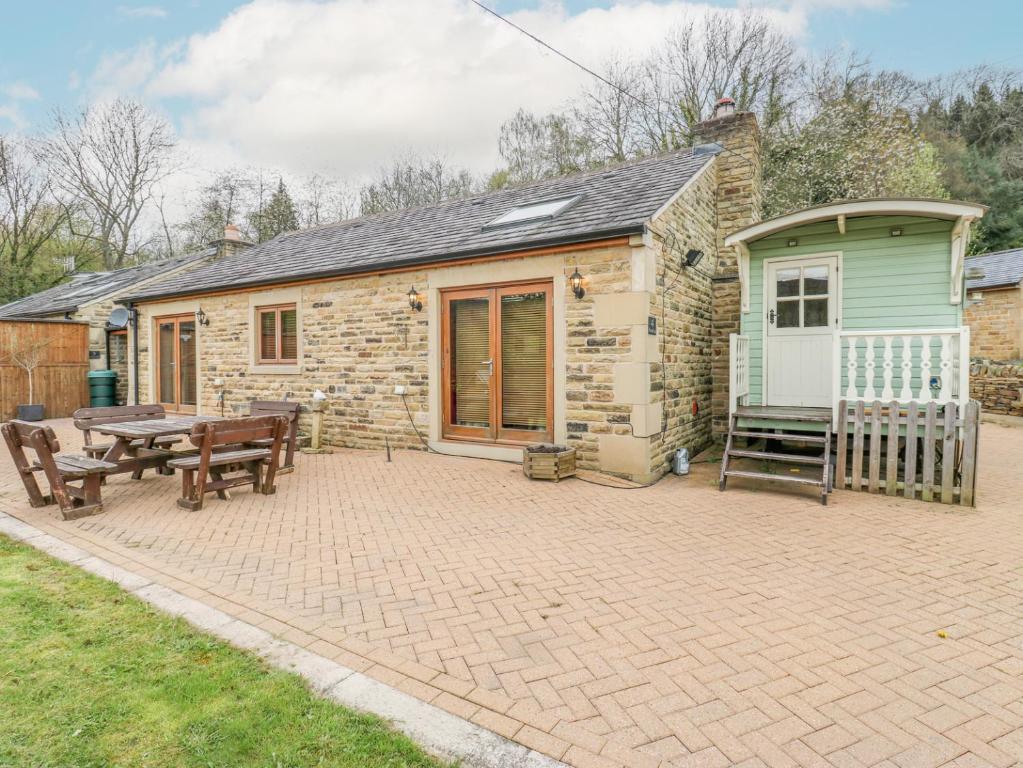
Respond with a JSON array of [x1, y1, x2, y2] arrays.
[[298, 173, 357, 227], [359, 152, 477, 215], [573, 57, 645, 162], [494, 109, 595, 186], [41, 99, 177, 270], [3, 339, 51, 406], [178, 169, 256, 248], [0, 136, 70, 302]]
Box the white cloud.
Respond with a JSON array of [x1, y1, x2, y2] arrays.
[[87, 0, 882, 186], [117, 5, 168, 19], [3, 81, 40, 101]]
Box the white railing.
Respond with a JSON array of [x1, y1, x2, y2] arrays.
[[729, 333, 750, 417], [834, 328, 970, 412]]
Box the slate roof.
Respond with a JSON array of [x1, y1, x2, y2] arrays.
[[0, 249, 215, 320], [125, 149, 715, 303], [966, 247, 1023, 290]]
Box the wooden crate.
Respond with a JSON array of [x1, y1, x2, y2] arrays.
[[522, 445, 576, 482]]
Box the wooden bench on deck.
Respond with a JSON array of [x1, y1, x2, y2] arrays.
[[247, 400, 301, 472], [167, 415, 287, 511], [2, 420, 116, 520]]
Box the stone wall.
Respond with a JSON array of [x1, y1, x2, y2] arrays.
[[646, 161, 718, 475], [970, 359, 1023, 417], [693, 111, 763, 436], [965, 285, 1022, 362]]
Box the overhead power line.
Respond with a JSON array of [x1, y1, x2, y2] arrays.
[[465, 0, 757, 174]]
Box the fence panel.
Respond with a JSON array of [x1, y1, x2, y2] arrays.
[[835, 398, 981, 506], [0, 320, 89, 419]]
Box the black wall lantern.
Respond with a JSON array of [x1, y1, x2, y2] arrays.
[[195, 307, 210, 327], [407, 285, 423, 312], [569, 266, 585, 299], [684, 249, 704, 268]]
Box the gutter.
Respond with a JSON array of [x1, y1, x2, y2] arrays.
[[119, 225, 645, 305]]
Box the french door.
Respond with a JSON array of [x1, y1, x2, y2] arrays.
[[155, 314, 197, 414], [765, 255, 838, 407], [441, 281, 553, 443]]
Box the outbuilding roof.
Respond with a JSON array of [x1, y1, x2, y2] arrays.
[[966, 247, 1023, 290], [124, 148, 715, 303], [0, 249, 214, 319]]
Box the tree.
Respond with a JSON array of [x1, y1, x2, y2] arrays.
[[41, 99, 177, 269], [297, 173, 357, 227], [492, 109, 595, 187], [3, 339, 51, 406], [764, 99, 946, 216], [573, 57, 645, 162], [359, 153, 477, 215], [179, 169, 255, 249], [0, 136, 70, 303], [249, 178, 299, 242]]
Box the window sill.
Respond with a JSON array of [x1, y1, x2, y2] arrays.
[[249, 363, 302, 375]]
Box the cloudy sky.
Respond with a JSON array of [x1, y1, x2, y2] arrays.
[[3, 0, 1021, 189]]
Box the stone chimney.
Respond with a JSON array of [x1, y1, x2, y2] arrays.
[[693, 98, 763, 435], [209, 222, 254, 260]]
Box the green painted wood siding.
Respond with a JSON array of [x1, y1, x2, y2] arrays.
[[741, 216, 962, 405]]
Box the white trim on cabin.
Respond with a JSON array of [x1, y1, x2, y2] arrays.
[[723, 199, 988, 312]]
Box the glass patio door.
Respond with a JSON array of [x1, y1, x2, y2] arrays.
[[441, 282, 553, 443], [155, 315, 197, 414]]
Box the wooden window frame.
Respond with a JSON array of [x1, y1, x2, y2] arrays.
[[256, 303, 298, 365], [440, 280, 554, 445]]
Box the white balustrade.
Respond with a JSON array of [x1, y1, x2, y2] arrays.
[[729, 333, 750, 417], [836, 329, 969, 407]]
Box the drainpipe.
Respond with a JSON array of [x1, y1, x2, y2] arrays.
[[129, 303, 140, 406]]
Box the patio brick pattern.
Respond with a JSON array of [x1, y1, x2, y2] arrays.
[[2, 419, 1022, 768]]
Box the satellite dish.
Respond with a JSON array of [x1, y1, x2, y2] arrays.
[[107, 307, 131, 329]]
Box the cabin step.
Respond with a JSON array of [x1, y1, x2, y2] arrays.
[[735, 407, 832, 423], [730, 430, 827, 444], [724, 472, 826, 494], [726, 449, 825, 465]]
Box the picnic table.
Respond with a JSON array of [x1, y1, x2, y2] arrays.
[[96, 416, 220, 479]]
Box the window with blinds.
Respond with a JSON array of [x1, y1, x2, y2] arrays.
[[257, 304, 298, 364], [501, 292, 547, 431], [450, 297, 491, 427]]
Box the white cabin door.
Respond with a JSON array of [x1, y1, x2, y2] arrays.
[[765, 256, 838, 407]]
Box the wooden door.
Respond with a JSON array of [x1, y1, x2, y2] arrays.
[[155, 315, 197, 414], [441, 281, 553, 444], [765, 256, 838, 407]]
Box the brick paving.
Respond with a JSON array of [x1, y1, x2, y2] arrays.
[[2, 419, 1022, 768]]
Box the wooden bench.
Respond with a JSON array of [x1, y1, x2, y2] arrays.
[[2, 420, 117, 520], [167, 415, 287, 511], [73, 404, 182, 462], [247, 400, 301, 472]]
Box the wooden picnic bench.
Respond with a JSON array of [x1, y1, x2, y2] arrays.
[[247, 400, 300, 472], [167, 415, 287, 511], [94, 416, 217, 479], [74, 404, 182, 458], [2, 420, 117, 520]]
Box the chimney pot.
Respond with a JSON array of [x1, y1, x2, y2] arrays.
[[714, 97, 736, 119], [224, 223, 241, 241]]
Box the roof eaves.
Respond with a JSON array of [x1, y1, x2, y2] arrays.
[[122, 225, 645, 304]]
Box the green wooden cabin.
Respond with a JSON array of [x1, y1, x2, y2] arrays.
[[723, 199, 987, 432]]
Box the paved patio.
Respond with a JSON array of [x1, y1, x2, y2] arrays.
[[2, 419, 1022, 768]]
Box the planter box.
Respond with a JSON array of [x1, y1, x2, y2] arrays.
[[16, 404, 44, 421], [522, 444, 576, 482]]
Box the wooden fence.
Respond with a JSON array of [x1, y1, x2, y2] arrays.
[[0, 319, 89, 420], [835, 399, 980, 506]]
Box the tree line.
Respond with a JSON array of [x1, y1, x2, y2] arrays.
[[2, 7, 1021, 305]]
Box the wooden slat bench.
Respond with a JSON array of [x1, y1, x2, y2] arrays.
[[247, 400, 301, 472], [73, 404, 181, 463], [2, 420, 117, 520], [168, 415, 287, 511]]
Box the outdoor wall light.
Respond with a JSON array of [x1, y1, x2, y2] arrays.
[[787, 238, 799, 247], [890, 227, 903, 237], [407, 285, 423, 312], [195, 307, 210, 326], [569, 267, 586, 299], [684, 249, 704, 268]]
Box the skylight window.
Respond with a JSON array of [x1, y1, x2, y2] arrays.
[[485, 195, 582, 229]]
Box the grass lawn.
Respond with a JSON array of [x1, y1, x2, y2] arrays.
[[0, 534, 449, 768]]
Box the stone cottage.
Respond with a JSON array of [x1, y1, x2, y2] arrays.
[[964, 247, 1023, 361], [121, 102, 761, 482]]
